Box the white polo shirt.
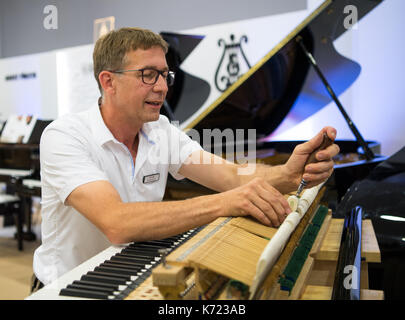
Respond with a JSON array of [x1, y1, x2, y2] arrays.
[[33, 105, 202, 285]]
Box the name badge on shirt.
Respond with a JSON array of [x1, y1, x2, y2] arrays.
[[143, 173, 160, 184]]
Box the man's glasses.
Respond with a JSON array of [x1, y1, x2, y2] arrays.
[[110, 68, 175, 86]]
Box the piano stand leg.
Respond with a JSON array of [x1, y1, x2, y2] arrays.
[[22, 196, 36, 241], [13, 196, 37, 244], [22, 231, 36, 241], [13, 204, 24, 251]]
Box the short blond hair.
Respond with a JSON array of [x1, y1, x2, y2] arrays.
[[93, 27, 168, 93]]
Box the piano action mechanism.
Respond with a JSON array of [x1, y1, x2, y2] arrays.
[[50, 185, 382, 300], [123, 186, 382, 300]]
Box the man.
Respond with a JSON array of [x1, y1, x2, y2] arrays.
[[32, 27, 339, 289]]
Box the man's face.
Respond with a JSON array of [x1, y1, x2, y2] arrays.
[[112, 46, 169, 125]]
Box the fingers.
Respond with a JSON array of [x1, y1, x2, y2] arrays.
[[298, 127, 337, 156], [314, 141, 340, 162], [303, 167, 334, 187], [250, 192, 283, 227], [322, 126, 337, 142], [303, 154, 335, 186], [304, 156, 334, 175], [258, 183, 292, 223], [239, 200, 272, 226], [315, 127, 339, 160], [303, 132, 339, 185], [241, 178, 291, 227], [291, 128, 339, 185]]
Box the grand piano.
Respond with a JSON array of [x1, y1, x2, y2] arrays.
[[161, 0, 386, 206], [0, 119, 50, 249], [28, 0, 397, 300]]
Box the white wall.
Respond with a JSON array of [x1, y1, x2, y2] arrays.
[[0, 44, 98, 121], [55, 44, 99, 116], [0, 51, 58, 121], [351, 0, 405, 157], [0, 0, 306, 59]]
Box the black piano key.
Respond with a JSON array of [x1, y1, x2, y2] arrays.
[[101, 261, 146, 272], [104, 258, 147, 268], [119, 248, 157, 257], [81, 274, 130, 286], [121, 247, 162, 258], [67, 283, 118, 294], [110, 252, 154, 266], [94, 266, 145, 277], [124, 246, 161, 254], [136, 239, 178, 246], [87, 270, 136, 282], [127, 243, 169, 250], [118, 253, 158, 262], [72, 280, 124, 291], [118, 251, 157, 263], [60, 287, 114, 300], [113, 254, 154, 265], [110, 255, 144, 264]]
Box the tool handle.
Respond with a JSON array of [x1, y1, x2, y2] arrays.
[[305, 133, 334, 165]]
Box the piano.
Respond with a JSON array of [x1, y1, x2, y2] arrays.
[[27, 184, 382, 300], [161, 0, 386, 206], [27, 0, 388, 299], [27, 229, 203, 300], [0, 119, 51, 248]]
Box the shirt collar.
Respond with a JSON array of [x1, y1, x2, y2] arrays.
[[140, 125, 156, 145], [89, 105, 116, 146], [89, 105, 157, 147]]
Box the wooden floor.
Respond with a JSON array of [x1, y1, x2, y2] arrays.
[[0, 225, 41, 300]]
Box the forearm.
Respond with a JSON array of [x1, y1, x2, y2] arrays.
[[67, 180, 226, 245], [237, 163, 299, 194], [181, 151, 299, 194], [106, 194, 223, 244]]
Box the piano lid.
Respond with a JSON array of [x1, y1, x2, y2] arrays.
[[161, 0, 383, 139]]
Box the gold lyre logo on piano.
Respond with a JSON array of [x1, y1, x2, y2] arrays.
[[214, 34, 251, 92]]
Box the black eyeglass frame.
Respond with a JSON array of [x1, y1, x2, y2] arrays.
[[109, 68, 175, 86]]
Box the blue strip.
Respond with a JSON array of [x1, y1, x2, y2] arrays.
[[121, 143, 135, 178], [140, 129, 155, 145]]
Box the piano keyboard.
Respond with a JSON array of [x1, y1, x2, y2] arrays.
[[58, 228, 202, 300], [0, 168, 33, 177]]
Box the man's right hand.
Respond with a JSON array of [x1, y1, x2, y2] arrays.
[[216, 177, 292, 227]]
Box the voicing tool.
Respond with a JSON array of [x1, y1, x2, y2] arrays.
[[295, 133, 333, 198]]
